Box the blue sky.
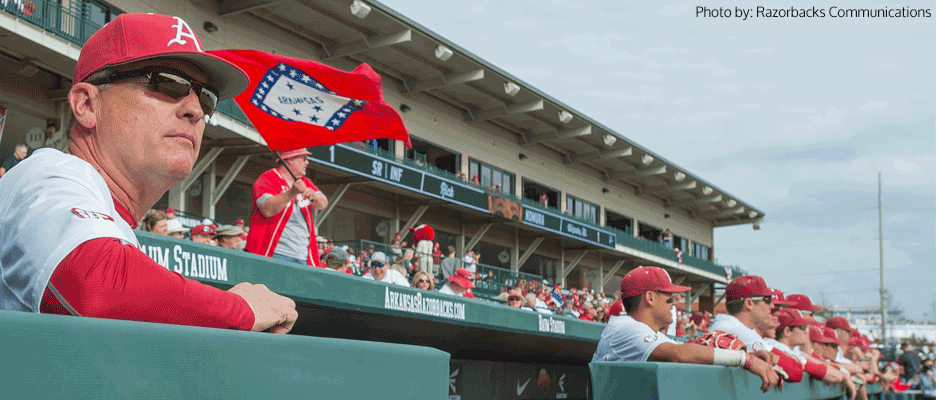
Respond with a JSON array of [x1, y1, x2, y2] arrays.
[[379, 0, 935, 319]]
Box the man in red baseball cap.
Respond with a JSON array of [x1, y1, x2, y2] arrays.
[[771, 309, 848, 386], [0, 14, 296, 334], [711, 275, 804, 382], [245, 147, 328, 266], [786, 294, 823, 315], [592, 266, 781, 393]]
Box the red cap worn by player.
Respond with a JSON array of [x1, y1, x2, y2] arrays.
[[73, 13, 248, 100], [777, 308, 809, 330], [724, 275, 775, 301], [772, 289, 797, 307], [620, 266, 690, 299], [821, 327, 845, 345], [785, 294, 823, 312], [825, 316, 852, 331], [809, 325, 832, 343]]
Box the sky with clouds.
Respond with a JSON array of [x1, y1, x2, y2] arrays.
[[379, 0, 935, 320]]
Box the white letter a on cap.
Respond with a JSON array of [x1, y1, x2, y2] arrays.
[[167, 16, 203, 52]]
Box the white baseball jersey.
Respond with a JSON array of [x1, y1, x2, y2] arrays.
[[0, 149, 138, 312], [592, 315, 677, 362], [710, 314, 774, 353], [766, 338, 807, 364]]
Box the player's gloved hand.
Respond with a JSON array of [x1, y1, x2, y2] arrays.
[[229, 282, 298, 334]]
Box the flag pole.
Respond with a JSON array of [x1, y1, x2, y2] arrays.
[[274, 150, 300, 181]]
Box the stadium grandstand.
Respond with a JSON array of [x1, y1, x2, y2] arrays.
[[0, 1, 900, 399]]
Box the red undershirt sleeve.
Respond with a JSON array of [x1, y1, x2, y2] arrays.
[[803, 359, 828, 380], [771, 347, 805, 382], [40, 237, 254, 331]]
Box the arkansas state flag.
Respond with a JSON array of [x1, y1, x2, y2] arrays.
[[209, 50, 410, 150]]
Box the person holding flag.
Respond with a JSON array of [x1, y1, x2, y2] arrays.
[[245, 147, 327, 266]]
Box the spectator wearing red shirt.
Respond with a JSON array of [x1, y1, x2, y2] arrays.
[[245, 147, 328, 266]]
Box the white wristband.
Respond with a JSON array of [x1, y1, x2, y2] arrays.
[[839, 366, 851, 377], [712, 348, 746, 368]]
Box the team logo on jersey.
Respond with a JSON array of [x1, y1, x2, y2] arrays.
[[71, 207, 114, 221], [250, 63, 365, 128], [644, 334, 658, 343]]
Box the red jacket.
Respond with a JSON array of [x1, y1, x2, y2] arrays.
[[245, 168, 320, 266]]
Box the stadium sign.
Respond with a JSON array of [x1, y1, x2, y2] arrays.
[[139, 242, 230, 282], [309, 144, 617, 249], [308, 144, 490, 212], [522, 208, 616, 249]]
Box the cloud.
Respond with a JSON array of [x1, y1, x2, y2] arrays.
[[504, 20, 543, 28], [863, 61, 901, 68], [742, 47, 775, 55], [468, 4, 484, 13], [602, 70, 666, 82], [737, 103, 762, 111], [666, 110, 734, 125], [708, 82, 743, 96], [779, 107, 849, 137], [858, 101, 890, 112], [658, 3, 693, 16], [895, 154, 935, 174], [764, 146, 857, 162]]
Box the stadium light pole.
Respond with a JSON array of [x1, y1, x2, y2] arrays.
[[878, 172, 886, 343]]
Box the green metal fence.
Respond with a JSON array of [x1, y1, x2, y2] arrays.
[[1, 0, 101, 46]]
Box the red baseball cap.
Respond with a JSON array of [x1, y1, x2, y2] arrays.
[[809, 325, 832, 343], [822, 327, 845, 344], [785, 294, 823, 311], [165, 208, 176, 214], [235, 219, 244, 224], [449, 268, 476, 289], [772, 289, 797, 307], [191, 224, 216, 236], [725, 275, 774, 301], [777, 309, 809, 330], [74, 14, 248, 100], [825, 316, 852, 331], [620, 266, 690, 299], [608, 300, 623, 317], [277, 148, 312, 160]]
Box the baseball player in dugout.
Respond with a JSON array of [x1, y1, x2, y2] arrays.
[[0, 14, 297, 333], [591, 266, 782, 393]]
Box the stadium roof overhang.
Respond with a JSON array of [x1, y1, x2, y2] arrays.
[[215, 0, 763, 228]]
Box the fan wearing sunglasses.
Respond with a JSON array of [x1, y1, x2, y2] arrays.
[[592, 266, 782, 394], [410, 271, 435, 291], [711, 275, 805, 384], [0, 14, 298, 334], [362, 252, 410, 286]]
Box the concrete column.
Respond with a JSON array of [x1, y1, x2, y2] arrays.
[[168, 182, 185, 213], [202, 163, 216, 220], [511, 227, 520, 272]]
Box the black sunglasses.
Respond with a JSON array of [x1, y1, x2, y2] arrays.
[[752, 296, 773, 304], [88, 67, 219, 117], [370, 262, 385, 268], [416, 279, 430, 284], [655, 291, 677, 304]]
